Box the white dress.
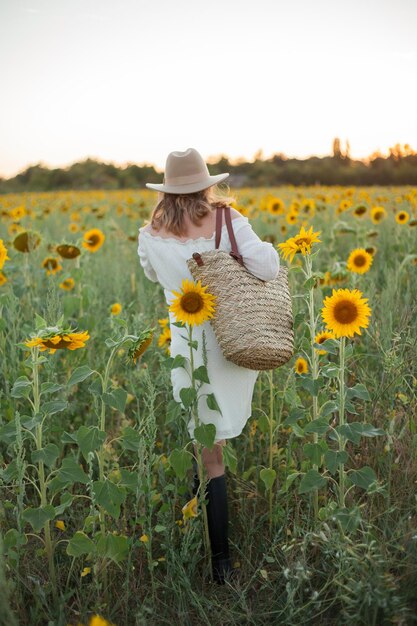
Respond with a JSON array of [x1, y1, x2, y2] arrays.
[[137, 213, 280, 443]]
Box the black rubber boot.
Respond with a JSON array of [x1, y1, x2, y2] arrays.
[[204, 474, 233, 585]]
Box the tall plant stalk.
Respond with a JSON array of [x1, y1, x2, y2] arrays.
[[304, 253, 320, 519], [188, 325, 211, 559], [31, 346, 57, 601], [337, 336, 347, 508]]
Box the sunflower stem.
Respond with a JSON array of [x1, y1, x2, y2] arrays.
[[96, 344, 118, 602], [31, 346, 58, 602], [305, 253, 320, 520], [188, 325, 211, 572], [338, 336, 346, 508], [268, 369, 274, 532], [75, 255, 83, 316]]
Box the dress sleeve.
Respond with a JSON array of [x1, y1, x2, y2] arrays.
[[233, 218, 280, 281], [137, 230, 159, 283]]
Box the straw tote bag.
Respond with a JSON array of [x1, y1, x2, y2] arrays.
[[186, 206, 294, 371]]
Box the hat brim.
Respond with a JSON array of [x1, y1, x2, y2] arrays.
[[145, 173, 229, 194]]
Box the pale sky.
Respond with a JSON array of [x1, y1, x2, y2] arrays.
[[1, 0, 416, 178]]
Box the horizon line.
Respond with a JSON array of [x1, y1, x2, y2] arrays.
[[1, 143, 414, 180]]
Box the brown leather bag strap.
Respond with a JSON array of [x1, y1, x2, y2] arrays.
[[215, 205, 245, 266], [215, 205, 223, 249]]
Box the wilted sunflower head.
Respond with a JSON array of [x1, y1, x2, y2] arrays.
[[56, 243, 81, 259], [127, 328, 154, 365], [354, 205, 368, 218], [13, 230, 41, 253], [182, 495, 198, 523], [23, 325, 90, 355]]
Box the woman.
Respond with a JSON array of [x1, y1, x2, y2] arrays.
[[137, 148, 280, 585]]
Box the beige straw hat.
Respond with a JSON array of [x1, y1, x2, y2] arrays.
[[146, 148, 229, 194]]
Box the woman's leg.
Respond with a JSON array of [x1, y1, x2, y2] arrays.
[[192, 439, 226, 478], [192, 439, 233, 584]]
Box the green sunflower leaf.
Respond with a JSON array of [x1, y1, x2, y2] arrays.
[[298, 469, 327, 494], [193, 365, 210, 384], [206, 393, 222, 415], [194, 423, 216, 449]]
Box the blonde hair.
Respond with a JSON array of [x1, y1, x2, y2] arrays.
[[149, 184, 237, 237]]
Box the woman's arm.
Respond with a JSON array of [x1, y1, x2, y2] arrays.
[[234, 220, 280, 281], [137, 230, 159, 282]]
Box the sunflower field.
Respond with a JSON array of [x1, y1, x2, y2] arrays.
[[0, 186, 417, 625]]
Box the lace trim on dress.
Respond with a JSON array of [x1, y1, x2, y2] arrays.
[[138, 215, 248, 246]]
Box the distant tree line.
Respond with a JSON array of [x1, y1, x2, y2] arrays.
[[1, 140, 416, 193]]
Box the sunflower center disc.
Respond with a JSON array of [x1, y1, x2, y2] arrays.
[[181, 293, 204, 314], [334, 301, 358, 324], [354, 255, 366, 267]]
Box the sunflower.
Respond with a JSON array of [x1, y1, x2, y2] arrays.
[[24, 329, 90, 355], [158, 327, 171, 355], [300, 199, 316, 216], [0, 271, 7, 286], [88, 615, 115, 626], [321, 288, 371, 338], [338, 199, 352, 213], [346, 248, 373, 274], [82, 228, 105, 252], [286, 212, 298, 225], [8, 223, 23, 237], [370, 206, 386, 224], [353, 205, 367, 218], [127, 329, 154, 364], [59, 277, 75, 291], [42, 256, 63, 276], [0, 239, 10, 270], [295, 357, 308, 374], [365, 246, 377, 256], [56, 243, 81, 259], [278, 225, 321, 262], [13, 230, 41, 253], [158, 317, 169, 328], [314, 330, 337, 355], [182, 495, 198, 523], [169, 279, 216, 327], [69, 223, 80, 233], [395, 210, 409, 225], [110, 302, 122, 315], [268, 197, 285, 215], [9, 206, 26, 221]]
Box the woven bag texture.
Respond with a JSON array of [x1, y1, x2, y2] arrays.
[[187, 250, 294, 370]]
